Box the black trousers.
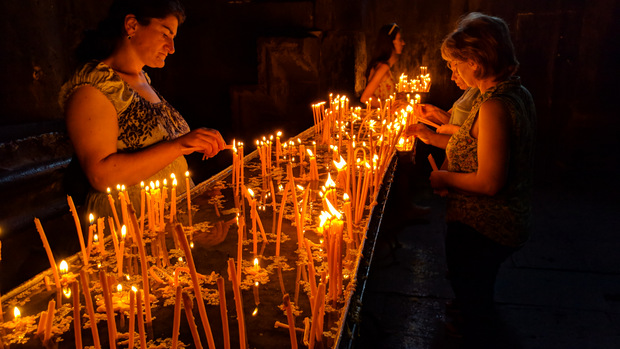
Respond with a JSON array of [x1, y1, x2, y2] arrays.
[[445, 221, 519, 347]]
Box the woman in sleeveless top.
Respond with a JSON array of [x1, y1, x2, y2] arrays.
[[360, 23, 405, 108], [60, 0, 226, 219], [406, 13, 536, 344]]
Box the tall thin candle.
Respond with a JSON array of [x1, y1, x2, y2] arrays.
[[174, 224, 216, 349], [79, 270, 101, 349], [67, 195, 88, 265], [185, 171, 192, 227]]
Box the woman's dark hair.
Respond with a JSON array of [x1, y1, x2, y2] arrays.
[[366, 23, 400, 78], [75, 0, 185, 64], [441, 12, 519, 81]]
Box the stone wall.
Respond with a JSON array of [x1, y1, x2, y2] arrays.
[[0, 0, 617, 234]]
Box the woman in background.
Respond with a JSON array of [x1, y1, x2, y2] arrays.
[[406, 12, 536, 346], [360, 23, 405, 108], [60, 0, 225, 219]]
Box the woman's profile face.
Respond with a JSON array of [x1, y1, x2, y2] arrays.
[[450, 66, 469, 90], [448, 59, 476, 88], [392, 32, 405, 55], [132, 14, 179, 68]]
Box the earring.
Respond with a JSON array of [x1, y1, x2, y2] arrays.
[[127, 35, 132, 40]]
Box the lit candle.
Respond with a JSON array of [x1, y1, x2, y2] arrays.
[[117, 225, 126, 277], [276, 131, 282, 164], [106, 188, 121, 233], [161, 178, 167, 229], [87, 213, 95, 257], [170, 176, 177, 223], [97, 217, 105, 254], [185, 171, 192, 227], [140, 181, 145, 233]]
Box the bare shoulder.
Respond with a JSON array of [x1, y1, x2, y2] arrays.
[[65, 85, 116, 120]]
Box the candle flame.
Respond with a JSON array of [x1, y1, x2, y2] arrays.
[[155, 180, 160, 188], [343, 193, 350, 201], [254, 258, 259, 268], [116, 184, 121, 191], [94, 233, 99, 242], [140, 181, 144, 188], [63, 287, 72, 298], [89, 213, 94, 224], [107, 187, 111, 194], [306, 148, 314, 157], [252, 307, 259, 316], [131, 286, 138, 293], [324, 173, 336, 188], [121, 225, 127, 239], [333, 156, 347, 170], [121, 184, 126, 191], [171, 173, 176, 179], [297, 184, 304, 191], [185, 171, 190, 177], [117, 284, 122, 293], [59, 260, 68, 274], [13, 307, 20, 319], [173, 178, 178, 186], [247, 188, 254, 197], [277, 131, 282, 137], [319, 211, 330, 227], [163, 178, 167, 186], [325, 198, 342, 219]]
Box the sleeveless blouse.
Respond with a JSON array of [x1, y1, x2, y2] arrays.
[[445, 77, 536, 247], [449, 87, 480, 126], [371, 65, 396, 102], [59, 61, 192, 219]]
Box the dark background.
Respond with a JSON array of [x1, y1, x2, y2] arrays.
[[0, 0, 618, 292]]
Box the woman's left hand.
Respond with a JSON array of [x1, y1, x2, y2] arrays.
[[429, 170, 449, 196]]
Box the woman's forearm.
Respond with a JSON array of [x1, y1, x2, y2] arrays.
[[85, 140, 183, 191]]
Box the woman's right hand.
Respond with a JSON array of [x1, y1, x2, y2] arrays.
[[404, 123, 434, 144], [414, 104, 450, 125], [175, 128, 226, 157]]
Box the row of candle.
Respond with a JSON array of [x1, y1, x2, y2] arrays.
[[398, 66, 432, 93], [2, 89, 424, 348]]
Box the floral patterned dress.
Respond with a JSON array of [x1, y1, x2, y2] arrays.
[[370, 64, 396, 102], [59, 61, 192, 219], [445, 77, 536, 247]]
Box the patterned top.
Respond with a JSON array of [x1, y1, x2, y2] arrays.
[[59, 61, 192, 218], [445, 77, 536, 247], [449, 87, 480, 126], [371, 64, 396, 102]]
